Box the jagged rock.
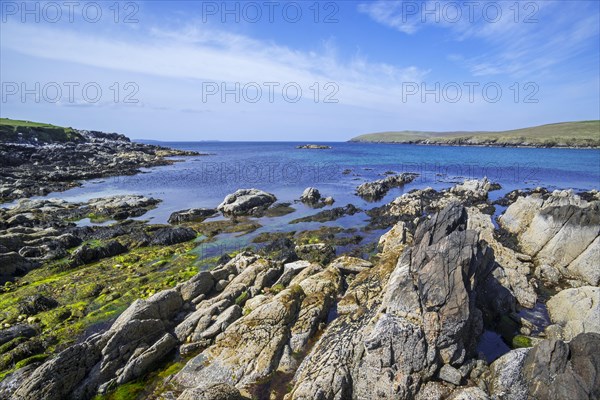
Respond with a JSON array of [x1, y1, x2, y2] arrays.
[[487, 348, 529, 400], [150, 226, 197, 246], [12, 289, 184, 399], [467, 207, 536, 309], [448, 387, 490, 400], [174, 255, 281, 343], [200, 305, 242, 339], [179, 271, 215, 302], [117, 333, 178, 385], [328, 256, 373, 273], [294, 243, 335, 265], [168, 208, 217, 224], [0, 363, 40, 399], [259, 237, 297, 263], [176, 286, 306, 389], [500, 191, 600, 285], [450, 178, 500, 201], [217, 189, 277, 216], [356, 173, 419, 201], [377, 221, 411, 254], [545, 286, 600, 340], [288, 203, 494, 400], [488, 333, 600, 400], [300, 187, 321, 204]]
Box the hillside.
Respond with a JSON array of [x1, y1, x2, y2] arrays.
[[349, 121, 600, 148], [0, 118, 84, 144]]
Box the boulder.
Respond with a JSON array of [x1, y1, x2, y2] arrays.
[[168, 208, 217, 224], [500, 191, 600, 285], [488, 333, 600, 400], [545, 286, 600, 340], [217, 189, 277, 216], [300, 187, 321, 204]]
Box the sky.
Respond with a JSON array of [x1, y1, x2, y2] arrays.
[[0, 0, 599, 141]]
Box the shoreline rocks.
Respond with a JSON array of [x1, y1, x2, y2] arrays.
[[356, 173, 419, 201], [0, 129, 200, 203], [2, 175, 599, 400]]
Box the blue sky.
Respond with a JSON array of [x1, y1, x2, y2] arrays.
[[1, 0, 599, 140]]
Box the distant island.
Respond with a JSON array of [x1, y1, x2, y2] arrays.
[[349, 120, 600, 148], [296, 144, 332, 149]]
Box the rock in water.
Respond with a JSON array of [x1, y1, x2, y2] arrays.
[[300, 187, 321, 204], [168, 208, 217, 224], [356, 173, 419, 201], [217, 189, 277, 216]]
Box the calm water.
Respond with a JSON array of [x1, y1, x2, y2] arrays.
[[19, 141, 598, 224]]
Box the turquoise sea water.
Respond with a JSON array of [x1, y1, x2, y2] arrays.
[[32, 141, 599, 224]]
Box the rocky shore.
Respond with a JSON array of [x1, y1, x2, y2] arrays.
[[0, 130, 599, 399], [0, 129, 198, 203]]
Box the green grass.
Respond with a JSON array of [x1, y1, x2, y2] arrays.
[[349, 121, 600, 148], [0, 117, 83, 143]]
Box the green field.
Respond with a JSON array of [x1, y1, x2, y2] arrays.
[[0, 118, 83, 143], [349, 121, 600, 148]]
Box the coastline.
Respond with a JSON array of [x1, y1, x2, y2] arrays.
[[1, 128, 599, 400]]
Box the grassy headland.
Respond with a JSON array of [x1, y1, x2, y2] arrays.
[[349, 121, 600, 148], [0, 118, 83, 144]]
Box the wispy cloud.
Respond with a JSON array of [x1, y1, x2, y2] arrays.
[[358, 1, 599, 78]]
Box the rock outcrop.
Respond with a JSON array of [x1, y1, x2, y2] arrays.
[[487, 333, 600, 400], [287, 203, 495, 399], [356, 173, 419, 201], [217, 189, 277, 216], [499, 190, 600, 286], [168, 208, 218, 224]]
